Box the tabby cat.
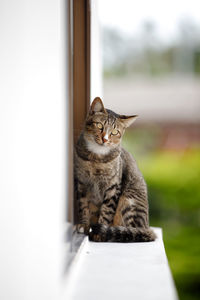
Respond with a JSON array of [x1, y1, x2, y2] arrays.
[[74, 97, 156, 242]]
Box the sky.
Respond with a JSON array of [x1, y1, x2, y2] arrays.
[[98, 0, 200, 42]]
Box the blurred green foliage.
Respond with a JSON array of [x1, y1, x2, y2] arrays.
[[122, 129, 200, 300]]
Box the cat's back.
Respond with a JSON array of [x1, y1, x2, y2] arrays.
[[120, 147, 137, 168], [120, 147, 145, 182]]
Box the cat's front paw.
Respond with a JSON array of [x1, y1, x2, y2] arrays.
[[89, 224, 107, 242], [89, 233, 103, 242], [76, 224, 90, 235]]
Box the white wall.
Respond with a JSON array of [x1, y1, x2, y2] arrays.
[[0, 1, 69, 299]]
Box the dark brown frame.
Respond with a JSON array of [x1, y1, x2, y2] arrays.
[[68, 0, 91, 223], [66, 0, 74, 223], [73, 0, 91, 143]]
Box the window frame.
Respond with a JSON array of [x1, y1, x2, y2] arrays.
[[72, 0, 91, 223]]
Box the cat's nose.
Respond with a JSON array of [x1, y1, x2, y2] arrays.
[[102, 133, 108, 143]]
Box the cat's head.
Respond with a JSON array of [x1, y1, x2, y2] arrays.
[[83, 97, 138, 155]]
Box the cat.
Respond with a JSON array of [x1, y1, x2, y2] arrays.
[[74, 97, 156, 242]]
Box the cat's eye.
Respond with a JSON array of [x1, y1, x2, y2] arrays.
[[111, 129, 119, 135], [97, 122, 103, 129]]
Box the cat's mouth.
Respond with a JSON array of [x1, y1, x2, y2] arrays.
[[92, 136, 104, 146], [86, 138, 111, 155], [95, 139, 108, 146], [85, 133, 110, 148]]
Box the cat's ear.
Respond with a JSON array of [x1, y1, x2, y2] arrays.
[[89, 97, 107, 115], [119, 115, 138, 128]]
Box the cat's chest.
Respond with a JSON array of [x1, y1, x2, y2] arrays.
[[86, 160, 120, 205], [76, 156, 122, 205], [82, 159, 119, 181]]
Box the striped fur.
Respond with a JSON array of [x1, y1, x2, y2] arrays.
[[89, 224, 155, 242], [74, 97, 156, 243]]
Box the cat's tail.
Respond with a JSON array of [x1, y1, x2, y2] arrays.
[[89, 224, 156, 242]]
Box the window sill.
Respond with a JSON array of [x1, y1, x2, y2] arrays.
[[64, 227, 178, 300]]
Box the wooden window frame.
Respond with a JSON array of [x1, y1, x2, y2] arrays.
[[67, 0, 91, 224], [73, 0, 91, 143]]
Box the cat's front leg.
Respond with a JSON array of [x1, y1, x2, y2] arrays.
[[76, 196, 90, 234], [90, 199, 114, 242], [98, 184, 121, 226], [76, 180, 90, 235], [90, 185, 120, 242]]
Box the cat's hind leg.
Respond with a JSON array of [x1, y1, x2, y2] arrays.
[[113, 196, 136, 227]]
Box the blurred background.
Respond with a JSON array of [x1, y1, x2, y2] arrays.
[[97, 0, 200, 299]]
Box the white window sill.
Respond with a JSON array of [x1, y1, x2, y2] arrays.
[[64, 227, 178, 300]]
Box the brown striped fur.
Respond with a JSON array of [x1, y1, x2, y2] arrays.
[[74, 97, 156, 242]]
